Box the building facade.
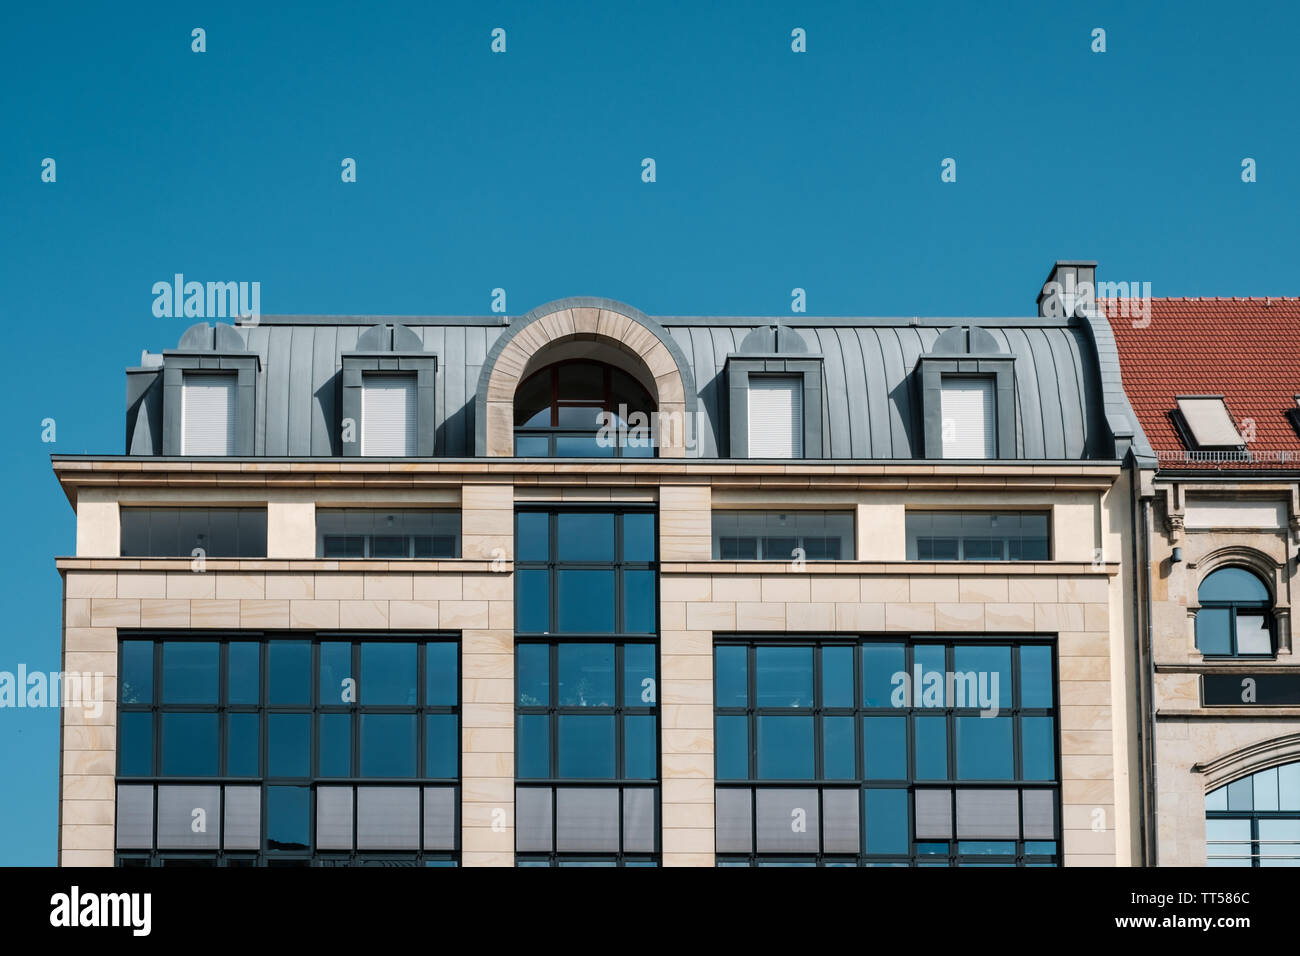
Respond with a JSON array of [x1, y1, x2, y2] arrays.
[[1109, 295, 1300, 867], [55, 268, 1152, 866]]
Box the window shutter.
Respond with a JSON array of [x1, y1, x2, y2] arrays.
[[748, 377, 802, 458], [362, 375, 417, 456], [940, 378, 995, 459], [182, 373, 237, 455]]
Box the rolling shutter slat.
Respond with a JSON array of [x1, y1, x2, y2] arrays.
[[182, 374, 236, 455], [940, 379, 995, 459], [748, 377, 802, 458], [362, 376, 416, 456]]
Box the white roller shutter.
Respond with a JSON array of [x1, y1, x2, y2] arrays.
[[940, 378, 996, 459], [748, 377, 802, 458], [362, 375, 417, 456], [182, 373, 236, 455]]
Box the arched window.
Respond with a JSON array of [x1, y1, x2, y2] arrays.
[[1195, 567, 1273, 657], [514, 360, 656, 458], [1205, 761, 1300, 866]]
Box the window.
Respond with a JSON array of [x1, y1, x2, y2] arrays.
[[181, 373, 236, 455], [712, 511, 855, 560], [1206, 762, 1300, 866], [361, 374, 417, 456], [905, 512, 1049, 561], [1195, 566, 1273, 657], [514, 360, 656, 458], [116, 633, 459, 866], [714, 637, 1059, 866], [747, 377, 803, 458], [120, 508, 267, 558], [1176, 396, 1244, 450], [316, 510, 460, 559], [939, 377, 995, 459], [514, 507, 660, 865]]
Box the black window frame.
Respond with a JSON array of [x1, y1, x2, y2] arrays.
[[1196, 567, 1275, 659], [315, 508, 461, 559], [711, 509, 856, 561], [713, 635, 1061, 868], [904, 510, 1051, 562], [114, 630, 460, 867], [119, 507, 268, 559], [513, 359, 658, 458]]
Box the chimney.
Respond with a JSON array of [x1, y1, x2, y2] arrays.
[[1037, 260, 1098, 318]]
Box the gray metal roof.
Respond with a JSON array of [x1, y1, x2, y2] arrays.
[[125, 303, 1144, 461]]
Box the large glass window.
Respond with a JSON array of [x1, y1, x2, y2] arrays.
[[120, 508, 267, 559], [515, 507, 659, 865], [714, 637, 1059, 866], [514, 360, 656, 458], [1195, 567, 1274, 657], [1205, 762, 1300, 866], [115, 633, 459, 866], [316, 510, 460, 559], [905, 511, 1049, 561], [712, 510, 854, 560]]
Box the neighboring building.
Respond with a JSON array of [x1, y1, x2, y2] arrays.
[[55, 267, 1148, 866], [1109, 295, 1300, 866]]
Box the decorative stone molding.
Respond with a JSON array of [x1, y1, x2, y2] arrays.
[[1192, 732, 1300, 793], [474, 298, 697, 458]]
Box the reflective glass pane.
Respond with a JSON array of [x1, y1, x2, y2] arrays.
[[517, 643, 549, 706], [268, 714, 310, 777], [624, 570, 656, 633], [1199, 567, 1269, 603], [913, 645, 947, 707], [557, 715, 615, 778], [161, 713, 218, 776], [864, 789, 909, 854], [516, 570, 550, 633], [755, 646, 813, 707], [267, 642, 311, 706], [623, 643, 656, 705], [426, 643, 458, 706], [955, 717, 1013, 779], [556, 513, 614, 561], [1021, 716, 1056, 781], [821, 646, 855, 708], [360, 714, 416, 777], [119, 712, 152, 776], [715, 646, 748, 708], [952, 645, 1011, 710], [557, 644, 614, 706], [162, 642, 218, 704], [516, 513, 550, 562], [120, 641, 153, 704], [1258, 819, 1300, 867], [1205, 818, 1252, 867], [515, 435, 550, 457], [864, 717, 907, 779], [361, 642, 417, 706], [319, 714, 351, 777], [1019, 645, 1053, 708], [623, 513, 656, 562], [517, 714, 550, 778], [863, 644, 905, 707], [227, 713, 259, 776], [756, 715, 814, 779], [624, 715, 657, 779], [914, 716, 948, 780], [319, 642, 351, 706], [556, 570, 615, 632], [823, 715, 856, 779], [426, 714, 458, 777], [1195, 607, 1232, 655], [715, 715, 748, 780], [266, 786, 310, 852], [228, 642, 260, 705], [1236, 614, 1272, 655]]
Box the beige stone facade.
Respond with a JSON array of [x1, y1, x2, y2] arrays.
[[1145, 478, 1300, 865], [55, 458, 1140, 866]]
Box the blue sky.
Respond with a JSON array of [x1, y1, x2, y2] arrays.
[[2, 0, 1297, 864]]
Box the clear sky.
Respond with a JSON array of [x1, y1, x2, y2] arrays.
[[2, 1, 1297, 864]]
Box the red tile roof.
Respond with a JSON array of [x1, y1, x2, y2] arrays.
[[1104, 297, 1300, 470]]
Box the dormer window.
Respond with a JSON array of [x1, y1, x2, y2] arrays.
[[917, 325, 1016, 460], [939, 376, 996, 459], [1175, 396, 1244, 450], [181, 372, 237, 455], [361, 374, 417, 456], [747, 376, 803, 458]]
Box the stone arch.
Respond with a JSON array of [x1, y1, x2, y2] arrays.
[[475, 297, 697, 457], [1188, 545, 1291, 654], [1194, 734, 1300, 793]]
